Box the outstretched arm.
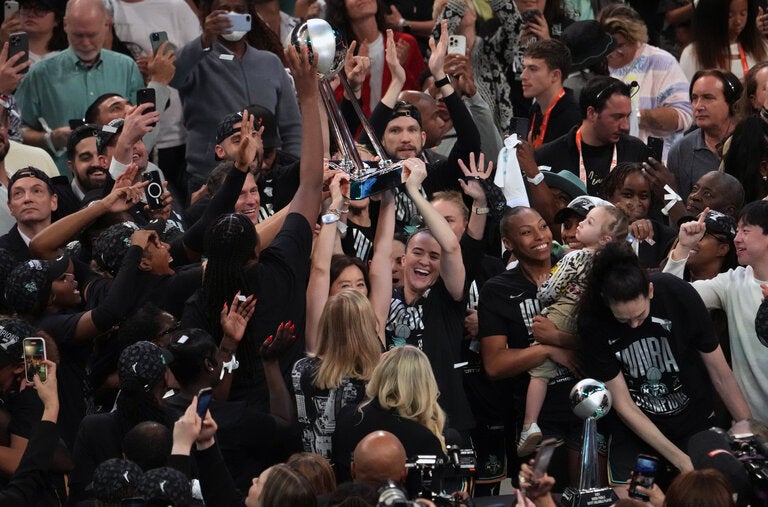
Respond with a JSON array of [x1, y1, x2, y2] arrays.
[[402, 157, 465, 300], [606, 372, 693, 475], [369, 190, 395, 345], [286, 44, 323, 226], [29, 167, 147, 259]]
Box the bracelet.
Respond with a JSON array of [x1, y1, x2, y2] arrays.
[[328, 207, 348, 215], [434, 75, 450, 88], [219, 354, 240, 379], [44, 131, 57, 153], [473, 206, 490, 215]]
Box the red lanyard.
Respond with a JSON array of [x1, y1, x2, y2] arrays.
[[530, 89, 566, 148], [737, 43, 749, 77], [575, 126, 617, 184]]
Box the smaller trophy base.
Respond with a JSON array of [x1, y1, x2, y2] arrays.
[[349, 168, 402, 200], [560, 486, 617, 507]]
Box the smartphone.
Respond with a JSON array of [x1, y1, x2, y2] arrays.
[[8, 31, 27, 73], [628, 454, 659, 500], [522, 9, 540, 23], [136, 88, 156, 127], [646, 136, 664, 162], [23, 337, 46, 383], [225, 12, 251, 32], [448, 34, 466, 55], [143, 170, 164, 209], [196, 387, 213, 418], [149, 31, 168, 55], [4, 0, 18, 18], [508, 116, 531, 140], [69, 118, 85, 130], [531, 438, 558, 482]]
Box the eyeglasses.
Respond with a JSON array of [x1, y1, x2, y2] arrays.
[[20, 4, 52, 16], [593, 80, 640, 105]]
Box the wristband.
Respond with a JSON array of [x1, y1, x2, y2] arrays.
[[434, 75, 450, 88], [321, 211, 340, 224], [661, 184, 682, 216], [337, 221, 348, 234], [44, 131, 57, 153], [220, 354, 240, 379], [473, 206, 490, 215], [526, 172, 544, 185]]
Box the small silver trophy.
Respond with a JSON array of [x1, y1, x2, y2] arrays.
[[292, 19, 403, 199], [560, 379, 618, 507]]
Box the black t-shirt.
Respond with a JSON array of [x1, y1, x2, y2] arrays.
[[578, 273, 719, 442], [182, 213, 312, 409], [386, 280, 474, 431], [258, 151, 300, 221], [535, 125, 649, 195], [341, 220, 375, 262], [477, 268, 576, 420]]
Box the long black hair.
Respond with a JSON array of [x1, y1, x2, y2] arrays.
[[723, 114, 768, 203], [691, 0, 766, 70], [577, 241, 649, 323], [325, 0, 387, 45], [201, 213, 258, 342]]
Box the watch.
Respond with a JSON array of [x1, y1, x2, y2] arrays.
[[526, 172, 545, 185], [321, 212, 340, 224], [473, 206, 490, 215]]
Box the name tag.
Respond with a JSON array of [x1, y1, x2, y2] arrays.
[[219, 54, 234, 61]]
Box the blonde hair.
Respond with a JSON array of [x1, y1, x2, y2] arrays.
[[597, 205, 629, 243], [598, 4, 649, 45], [314, 290, 382, 390], [362, 345, 446, 451], [432, 190, 469, 222]]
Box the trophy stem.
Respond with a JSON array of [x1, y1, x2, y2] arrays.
[[579, 418, 598, 490], [320, 78, 364, 174], [338, 72, 393, 165]]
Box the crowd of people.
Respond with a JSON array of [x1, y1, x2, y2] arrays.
[[0, 0, 766, 505]]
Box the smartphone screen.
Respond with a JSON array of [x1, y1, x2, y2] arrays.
[[197, 387, 213, 418], [628, 454, 658, 500], [23, 337, 46, 383]]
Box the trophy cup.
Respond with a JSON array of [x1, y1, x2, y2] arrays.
[[560, 379, 618, 507], [292, 19, 404, 199]]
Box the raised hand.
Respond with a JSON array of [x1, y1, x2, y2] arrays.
[[234, 109, 264, 173], [202, 10, 232, 48], [458, 152, 492, 202], [285, 42, 319, 100], [428, 20, 450, 82], [385, 29, 406, 86], [260, 321, 297, 362], [344, 41, 371, 95], [401, 157, 428, 194], [148, 40, 176, 85], [220, 291, 257, 343]]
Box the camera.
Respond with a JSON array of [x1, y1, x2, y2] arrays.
[[404, 445, 476, 506]]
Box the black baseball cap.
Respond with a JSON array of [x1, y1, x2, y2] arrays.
[[8, 167, 54, 196], [554, 195, 613, 223]]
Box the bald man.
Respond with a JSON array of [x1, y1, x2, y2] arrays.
[[351, 431, 408, 486], [662, 170, 745, 225], [16, 0, 144, 177]]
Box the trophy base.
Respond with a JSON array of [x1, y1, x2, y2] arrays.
[[560, 486, 617, 507], [349, 167, 402, 199]]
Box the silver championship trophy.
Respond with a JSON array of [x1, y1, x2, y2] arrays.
[[560, 379, 618, 507], [292, 19, 403, 199]]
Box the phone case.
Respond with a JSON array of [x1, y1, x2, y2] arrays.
[[8, 32, 28, 73], [448, 35, 466, 55], [4, 0, 18, 18], [227, 13, 251, 32], [143, 171, 164, 209], [150, 31, 168, 55]]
